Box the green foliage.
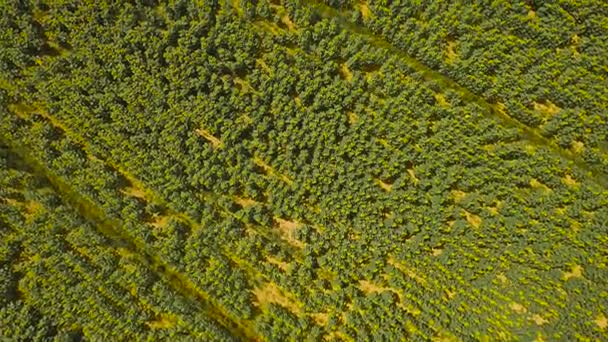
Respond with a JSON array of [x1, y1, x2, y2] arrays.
[[1, 0, 608, 341]]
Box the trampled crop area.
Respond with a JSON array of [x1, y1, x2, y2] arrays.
[[1, 1, 607, 340]]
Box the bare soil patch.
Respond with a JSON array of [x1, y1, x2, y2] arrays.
[[274, 217, 304, 248], [252, 282, 301, 314], [195, 128, 223, 149], [234, 196, 258, 208]]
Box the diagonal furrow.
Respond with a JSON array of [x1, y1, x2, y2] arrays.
[[296, 0, 608, 189], [0, 135, 258, 341]]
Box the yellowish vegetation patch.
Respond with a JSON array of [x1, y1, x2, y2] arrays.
[[495, 102, 508, 116], [510, 302, 527, 314], [464, 210, 482, 228], [256, 58, 272, 74], [274, 217, 304, 248], [21, 201, 43, 223], [269, 4, 297, 32], [254, 158, 273, 173], [347, 111, 358, 124], [253, 20, 281, 35], [434, 93, 450, 107], [150, 215, 172, 229], [487, 201, 502, 215], [339, 63, 354, 81], [318, 268, 336, 283], [121, 186, 147, 200], [358, 0, 371, 19], [293, 96, 304, 109], [571, 140, 584, 154], [8, 103, 36, 119], [446, 40, 458, 63], [432, 332, 460, 342], [374, 178, 393, 192], [310, 312, 329, 326], [451, 190, 467, 202], [496, 273, 508, 284], [233, 77, 254, 94], [563, 264, 583, 280], [281, 14, 297, 32], [562, 174, 578, 186], [195, 128, 223, 149], [234, 196, 258, 208], [266, 256, 290, 272], [531, 314, 549, 325], [570, 34, 581, 55], [324, 331, 353, 342], [252, 282, 301, 314], [528, 10, 536, 19], [388, 257, 427, 287], [359, 280, 389, 294], [533, 100, 561, 117], [407, 168, 419, 184], [146, 314, 177, 329], [253, 157, 293, 184], [445, 289, 456, 300], [530, 178, 551, 192], [432, 248, 443, 256], [0, 197, 21, 207], [595, 313, 608, 329]]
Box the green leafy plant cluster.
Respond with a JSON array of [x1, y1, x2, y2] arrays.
[[1, 0, 607, 341]]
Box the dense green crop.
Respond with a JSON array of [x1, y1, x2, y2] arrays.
[[1, 0, 607, 341]]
